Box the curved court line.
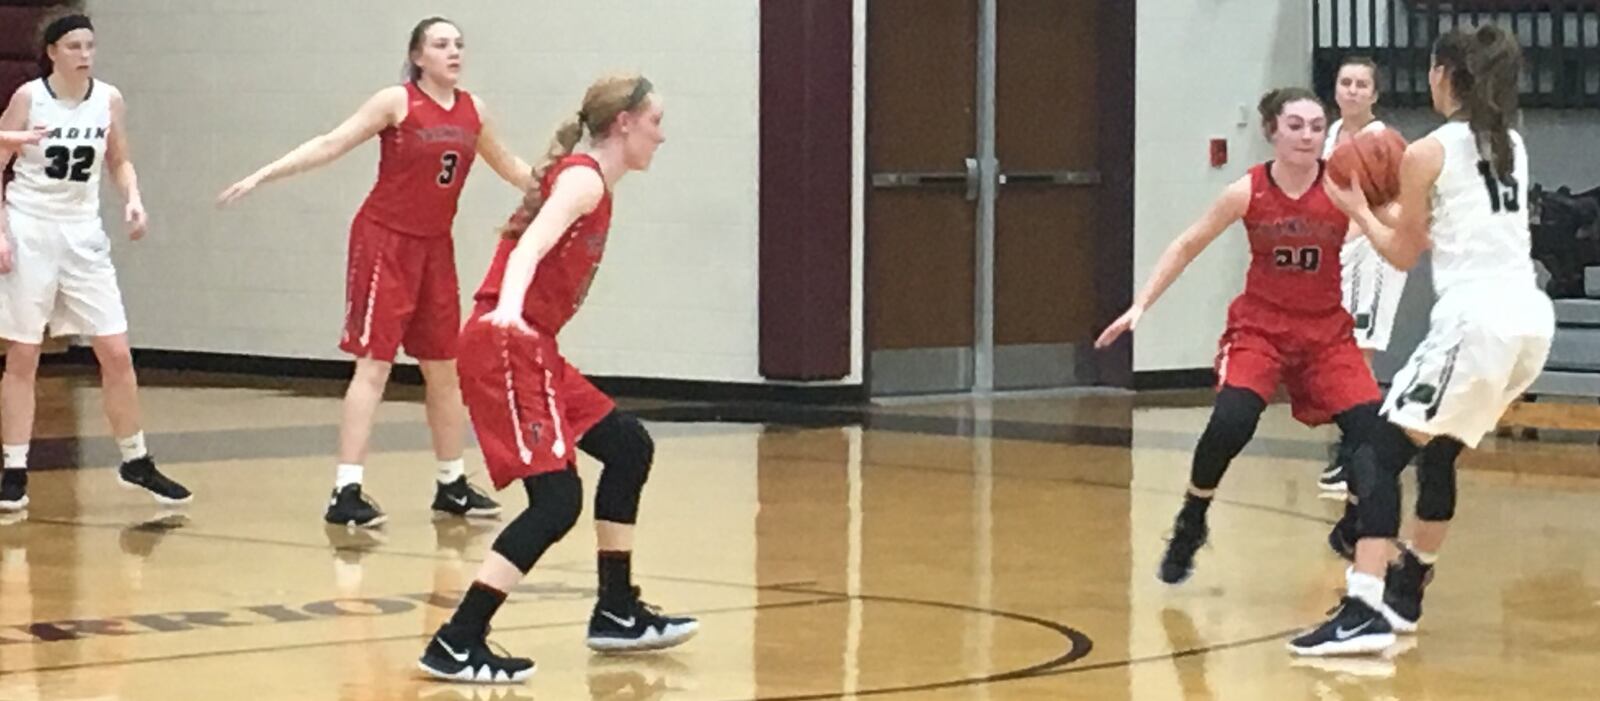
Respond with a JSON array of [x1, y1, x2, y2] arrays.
[[0, 596, 847, 675], [12, 514, 1314, 699], [3, 587, 1099, 701], [724, 589, 1095, 701]]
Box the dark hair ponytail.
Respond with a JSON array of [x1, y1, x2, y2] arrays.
[[1434, 25, 1522, 182]]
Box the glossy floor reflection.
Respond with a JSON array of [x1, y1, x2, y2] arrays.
[[1, 374, 1598, 699]]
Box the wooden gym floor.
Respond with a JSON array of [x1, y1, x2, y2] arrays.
[[0, 368, 1597, 700]]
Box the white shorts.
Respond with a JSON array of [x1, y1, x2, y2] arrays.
[[0, 207, 128, 344], [1383, 286, 1554, 448], [1342, 236, 1409, 351]]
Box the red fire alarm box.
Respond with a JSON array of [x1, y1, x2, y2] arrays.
[[1209, 138, 1227, 168]]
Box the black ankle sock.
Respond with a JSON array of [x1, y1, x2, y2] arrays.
[[598, 550, 633, 609], [447, 582, 507, 639], [1179, 493, 1212, 521]]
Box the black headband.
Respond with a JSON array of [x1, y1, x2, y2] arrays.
[[625, 76, 653, 111], [43, 14, 93, 47]]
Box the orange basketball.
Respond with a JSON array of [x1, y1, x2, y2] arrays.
[[1327, 128, 1407, 206]]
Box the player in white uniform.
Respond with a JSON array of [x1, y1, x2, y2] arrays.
[[0, 14, 191, 513], [1291, 25, 1552, 656], [1318, 55, 1411, 495]]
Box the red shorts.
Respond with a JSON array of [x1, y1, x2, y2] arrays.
[[339, 214, 461, 362], [1214, 296, 1381, 426], [457, 313, 616, 489]]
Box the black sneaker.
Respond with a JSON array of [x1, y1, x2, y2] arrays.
[[1288, 596, 1397, 656], [1382, 549, 1432, 633], [324, 484, 386, 528], [433, 477, 503, 518], [1157, 511, 1208, 584], [587, 587, 700, 653], [0, 469, 27, 512], [1327, 507, 1358, 561], [1318, 461, 1349, 498], [418, 625, 536, 684], [118, 457, 193, 505]]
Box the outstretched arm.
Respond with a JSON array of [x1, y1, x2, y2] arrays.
[[217, 86, 403, 205], [1095, 175, 1252, 348]]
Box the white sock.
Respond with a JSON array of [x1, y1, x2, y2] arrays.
[[1346, 570, 1386, 611], [436, 458, 465, 485], [2, 444, 28, 470], [117, 432, 149, 462], [1412, 549, 1439, 566], [335, 464, 364, 489]]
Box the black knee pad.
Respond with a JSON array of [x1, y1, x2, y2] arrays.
[[1190, 387, 1266, 491], [1334, 402, 1382, 446], [491, 468, 583, 573], [1352, 421, 1420, 539], [580, 412, 654, 524], [1415, 437, 1463, 522]]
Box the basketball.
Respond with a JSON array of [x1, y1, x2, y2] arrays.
[[1327, 128, 1407, 206]]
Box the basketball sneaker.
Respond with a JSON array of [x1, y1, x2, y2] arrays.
[[587, 587, 700, 653], [324, 483, 386, 528], [0, 470, 27, 513], [118, 456, 192, 505], [1157, 510, 1208, 584], [418, 625, 536, 684], [1318, 446, 1350, 497], [1382, 548, 1432, 633], [1288, 596, 1397, 656], [433, 476, 502, 518]]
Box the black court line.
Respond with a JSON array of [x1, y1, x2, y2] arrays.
[[1028, 627, 1308, 679], [747, 453, 1341, 527], [23, 515, 827, 596], [724, 586, 1094, 701], [16, 399, 1344, 473]]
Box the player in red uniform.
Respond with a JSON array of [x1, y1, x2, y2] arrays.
[[1096, 88, 1382, 584], [416, 74, 696, 685], [218, 17, 533, 527]]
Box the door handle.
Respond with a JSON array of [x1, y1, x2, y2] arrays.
[[997, 170, 1102, 187], [871, 157, 981, 201]]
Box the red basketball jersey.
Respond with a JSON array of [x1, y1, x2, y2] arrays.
[[474, 154, 614, 334], [358, 82, 481, 237], [1240, 162, 1350, 313]]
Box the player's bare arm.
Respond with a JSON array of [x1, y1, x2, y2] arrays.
[[217, 86, 405, 205], [106, 87, 146, 239], [1096, 175, 1251, 348], [483, 167, 604, 330]]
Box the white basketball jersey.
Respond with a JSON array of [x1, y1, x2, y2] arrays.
[[1322, 118, 1387, 159], [6, 78, 113, 222], [1426, 121, 1535, 295]]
